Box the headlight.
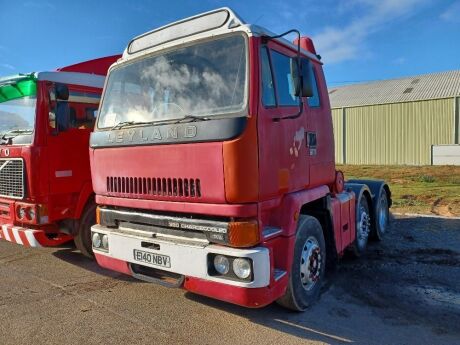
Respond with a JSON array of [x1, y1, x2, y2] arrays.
[[232, 258, 252, 279], [27, 208, 36, 221], [92, 233, 102, 248], [102, 234, 109, 250], [213, 255, 230, 275], [18, 207, 26, 220]]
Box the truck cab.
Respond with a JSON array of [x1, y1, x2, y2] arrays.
[[0, 56, 120, 256], [90, 9, 390, 310]]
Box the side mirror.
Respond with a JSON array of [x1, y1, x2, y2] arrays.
[[300, 58, 314, 98], [52, 83, 70, 132], [55, 83, 69, 101], [290, 58, 301, 97], [290, 58, 314, 98], [56, 102, 70, 132]]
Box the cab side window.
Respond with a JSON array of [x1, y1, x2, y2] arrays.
[[307, 65, 320, 108], [83, 107, 98, 128], [261, 47, 276, 107], [68, 92, 101, 129], [48, 86, 100, 130], [270, 51, 299, 106]]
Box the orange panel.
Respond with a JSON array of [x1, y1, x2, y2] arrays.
[[223, 115, 259, 203]]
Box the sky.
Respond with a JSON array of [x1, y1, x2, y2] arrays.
[[0, 0, 459, 86]]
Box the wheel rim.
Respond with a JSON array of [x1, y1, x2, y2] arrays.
[[357, 202, 371, 248], [378, 194, 388, 234], [300, 236, 322, 291]]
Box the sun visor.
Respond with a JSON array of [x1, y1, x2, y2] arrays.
[[128, 8, 244, 54]]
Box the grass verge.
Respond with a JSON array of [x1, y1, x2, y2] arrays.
[[338, 165, 460, 217]]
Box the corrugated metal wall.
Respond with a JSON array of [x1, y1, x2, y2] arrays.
[[457, 97, 460, 144], [331, 108, 343, 164], [332, 98, 455, 165]]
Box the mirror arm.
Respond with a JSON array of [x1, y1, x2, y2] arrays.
[[262, 29, 304, 122]]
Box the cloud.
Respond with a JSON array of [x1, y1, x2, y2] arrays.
[[100, 37, 247, 127], [392, 57, 407, 65], [313, 0, 428, 63], [0, 63, 15, 70], [440, 1, 460, 23], [23, 1, 55, 10]]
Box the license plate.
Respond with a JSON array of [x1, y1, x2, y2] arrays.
[[133, 249, 171, 268]]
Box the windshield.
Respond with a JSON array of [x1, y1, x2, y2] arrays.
[[98, 34, 247, 129], [0, 76, 37, 136]]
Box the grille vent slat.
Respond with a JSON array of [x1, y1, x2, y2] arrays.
[[106, 176, 201, 198], [0, 159, 24, 199]]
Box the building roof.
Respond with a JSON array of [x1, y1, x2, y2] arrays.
[[329, 70, 460, 108]]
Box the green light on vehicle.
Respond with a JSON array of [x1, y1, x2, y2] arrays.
[[0, 75, 37, 104]]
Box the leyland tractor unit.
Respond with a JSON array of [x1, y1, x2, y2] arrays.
[[90, 8, 391, 310], [0, 55, 120, 257]]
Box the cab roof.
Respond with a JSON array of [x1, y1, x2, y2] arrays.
[[118, 7, 320, 66]]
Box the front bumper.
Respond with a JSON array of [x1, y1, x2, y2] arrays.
[[92, 224, 271, 288], [0, 223, 72, 247], [93, 223, 291, 308]]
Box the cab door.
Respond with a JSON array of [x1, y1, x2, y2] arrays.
[[257, 42, 310, 200], [304, 62, 336, 187], [47, 85, 100, 197]]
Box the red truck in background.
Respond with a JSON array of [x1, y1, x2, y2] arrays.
[[90, 8, 391, 310], [0, 55, 120, 257]]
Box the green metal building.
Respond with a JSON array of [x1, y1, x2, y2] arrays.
[[329, 70, 460, 165]]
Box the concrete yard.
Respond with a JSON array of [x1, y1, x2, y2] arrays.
[[0, 216, 459, 345]]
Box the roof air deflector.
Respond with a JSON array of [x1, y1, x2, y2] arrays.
[[128, 8, 245, 54]]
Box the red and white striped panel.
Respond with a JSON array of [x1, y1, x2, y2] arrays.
[[0, 224, 43, 247]]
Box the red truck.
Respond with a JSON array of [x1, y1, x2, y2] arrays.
[[90, 8, 391, 310], [0, 55, 120, 257]]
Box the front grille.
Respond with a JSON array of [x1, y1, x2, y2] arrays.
[[0, 159, 24, 199], [106, 176, 201, 198]]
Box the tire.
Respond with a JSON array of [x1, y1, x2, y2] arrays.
[[74, 202, 96, 258], [351, 195, 371, 256], [277, 215, 326, 311], [371, 189, 390, 241]]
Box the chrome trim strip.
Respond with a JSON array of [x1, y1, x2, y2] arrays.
[[99, 207, 229, 234], [262, 226, 283, 240], [273, 269, 287, 281]]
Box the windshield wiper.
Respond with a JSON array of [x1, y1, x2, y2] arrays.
[[172, 115, 209, 124], [111, 115, 209, 130], [0, 129, 33, 144], [110, 121, 151, 130], [6, 129, 33, 134]]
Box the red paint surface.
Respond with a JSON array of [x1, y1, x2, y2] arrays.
[[184, 277, 288, 308], [0, 56, 118, 247], [91, 142, 227, 204], [95, 253, 131, 275], [57, 55, 121, 75], [0, 224, 72, 247], [91, 34, 370, 306], [96, 195, 258, 218]]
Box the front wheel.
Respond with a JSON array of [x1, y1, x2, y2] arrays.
[[74, 203, 96, 258], [277, 215, 326, 311]]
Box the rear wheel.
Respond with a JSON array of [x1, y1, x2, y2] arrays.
[[351, 195, 371, 256], [372, 189, 390, 241], [277, 215, 326, 311], [74, 203, 96, 258]]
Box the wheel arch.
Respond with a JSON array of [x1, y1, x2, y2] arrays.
[[299, 196, 337, 269], [347, 179, 392, 208], [74, 181, 95, 219]]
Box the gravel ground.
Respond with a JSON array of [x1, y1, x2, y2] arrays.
[[0, 215, 459, 345]]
